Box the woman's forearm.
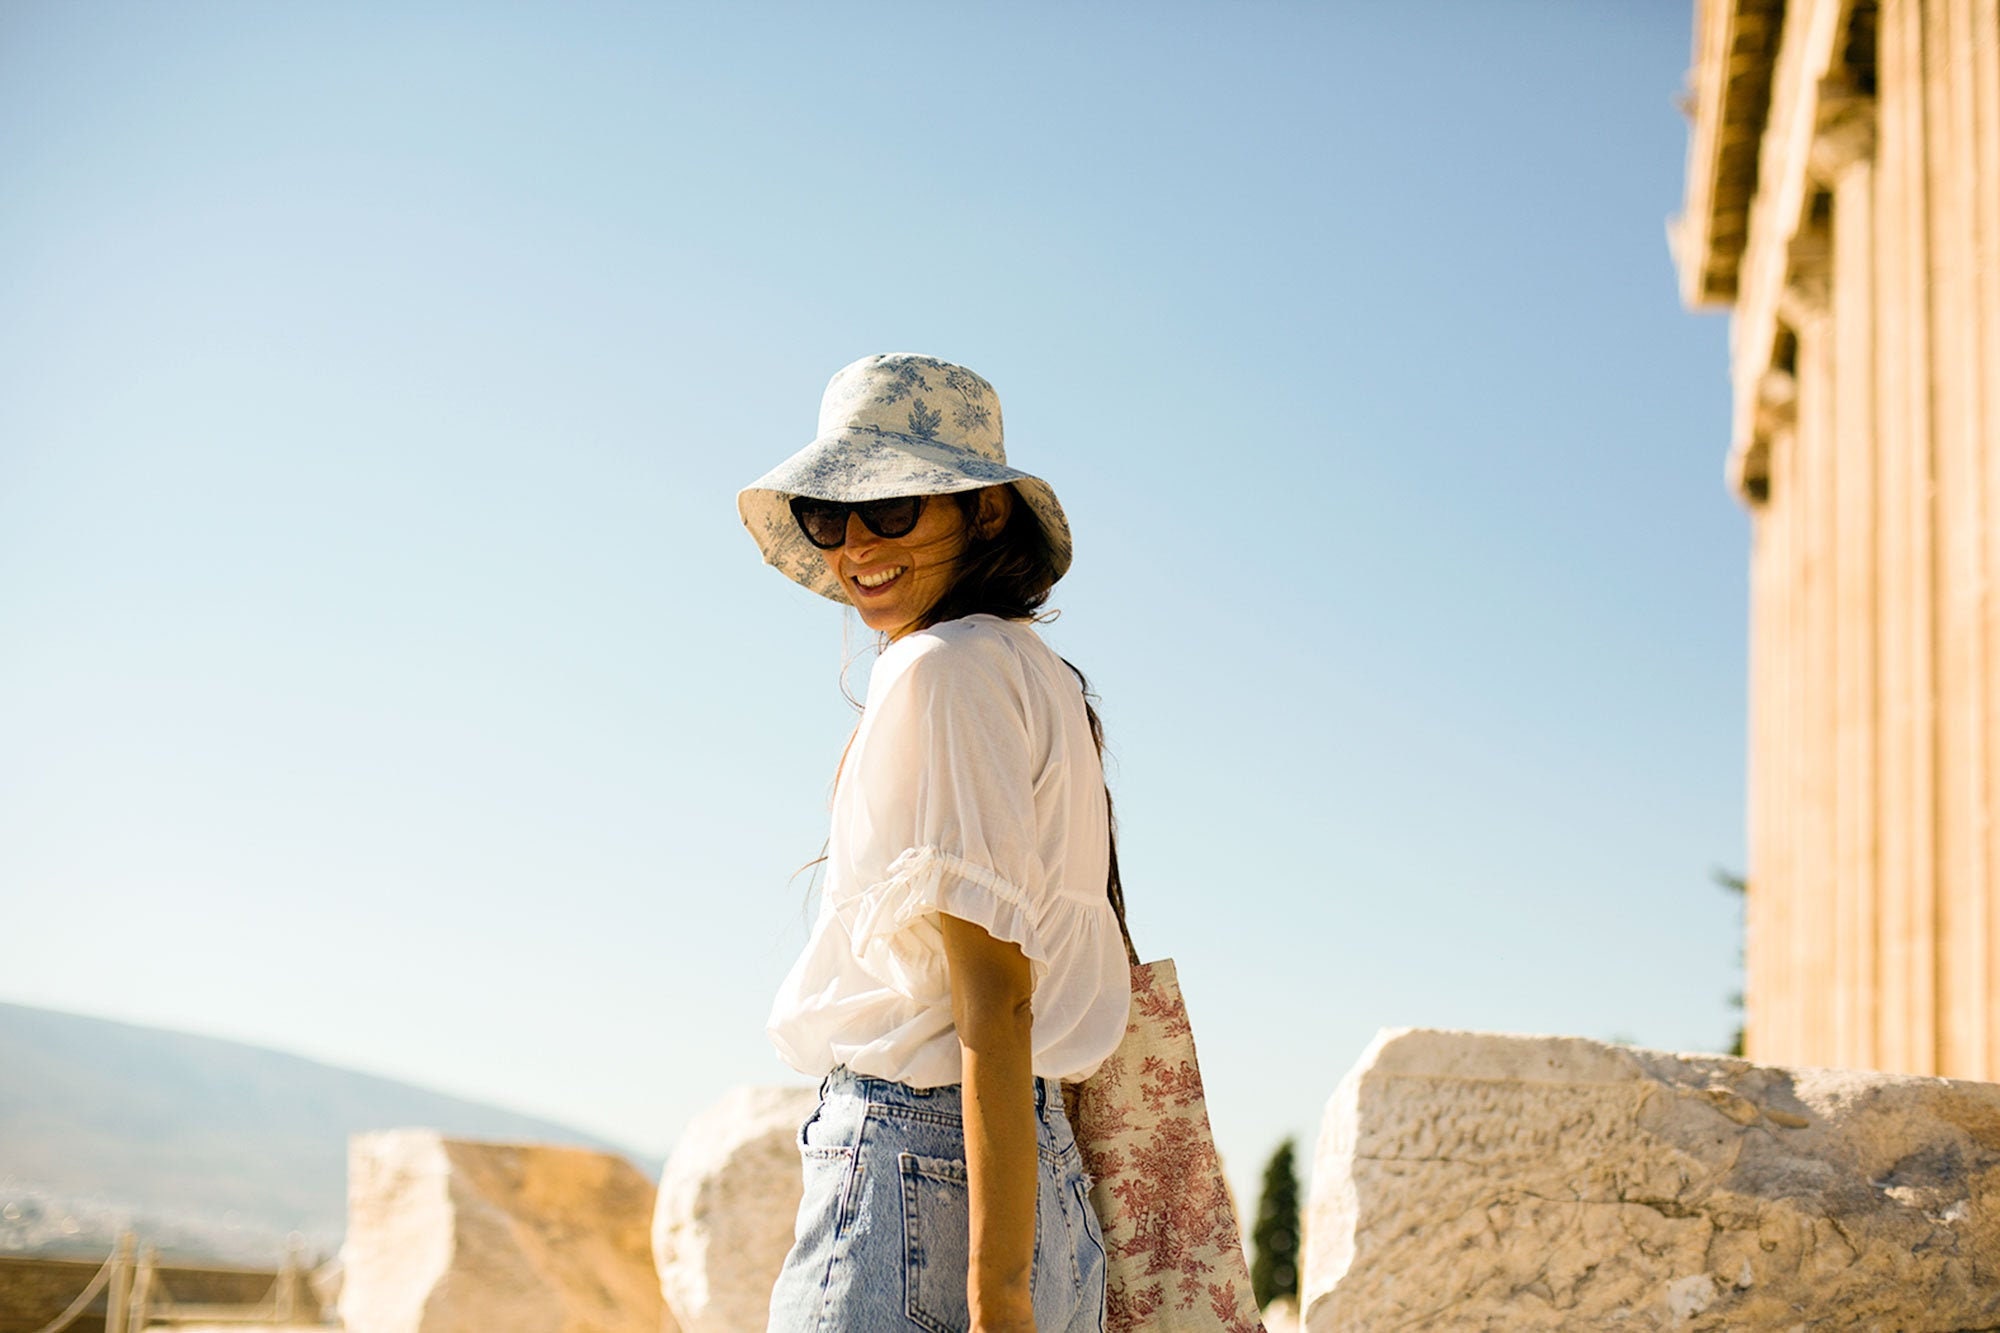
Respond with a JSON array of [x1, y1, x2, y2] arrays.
[[942, 912, 1039, 1332], [961, 1008, 1037, 1325]]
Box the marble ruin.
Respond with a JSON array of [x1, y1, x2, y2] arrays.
[[651, 1086, 816, 1333], [1303, 1029, 2000, 1330], [1673, 0, 2000, 1077], [338, 1131, 668, 1333]]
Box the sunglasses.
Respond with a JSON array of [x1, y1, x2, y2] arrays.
[[789, 494, 929, 549]]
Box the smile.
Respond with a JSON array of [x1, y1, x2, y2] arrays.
[[853, 565, 907, 592]]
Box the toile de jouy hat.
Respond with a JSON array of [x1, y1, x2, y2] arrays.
[[737, 352, 1073, 602]]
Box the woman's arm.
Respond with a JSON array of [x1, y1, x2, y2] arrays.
[[941, 911, 1039, 1333]]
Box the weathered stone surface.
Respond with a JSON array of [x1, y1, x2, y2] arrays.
[[307, 1256, 342, 1313], [652, 1085, 816, 1333], [339, 1130, 669, 1333], [1304, 1029, 2000, 1332]]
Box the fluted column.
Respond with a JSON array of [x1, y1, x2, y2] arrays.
[[1750, 409, 1805, 1063], [1927, 0, 1998, 1080], [1814, 97, 1881, 1070], [1973, 0, 2000, 1081], [1875, 0, 1940, 1075], [1746, 487, 1777, 1056], [1799, 298, 1838, 1065]]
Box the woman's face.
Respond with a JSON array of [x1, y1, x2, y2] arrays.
[[816, 486, 1009, 640]]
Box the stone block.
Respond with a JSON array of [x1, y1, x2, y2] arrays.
[[651, 1085, 816, 1333], [1304, 1029, 2000, 1331], [339, 1130, 669, 1333]]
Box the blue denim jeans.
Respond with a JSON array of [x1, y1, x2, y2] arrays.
[[766, 1064, 1108, 1333]]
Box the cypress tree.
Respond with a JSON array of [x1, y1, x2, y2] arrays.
[[1249, 1136, 1301, 1308]]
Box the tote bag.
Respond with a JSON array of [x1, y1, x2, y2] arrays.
[[1066, 959, 1267, 1333]]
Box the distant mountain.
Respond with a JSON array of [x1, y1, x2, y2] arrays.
[[0, 1001, 662, 1265]]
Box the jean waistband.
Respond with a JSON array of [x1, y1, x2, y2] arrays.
[[820, 1063, 1062, 1124]]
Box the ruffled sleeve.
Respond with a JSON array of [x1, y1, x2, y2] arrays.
[[826, 627, 1052, 1006]]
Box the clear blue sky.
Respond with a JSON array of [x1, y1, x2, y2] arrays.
[[1, 2, 1742, 1213]]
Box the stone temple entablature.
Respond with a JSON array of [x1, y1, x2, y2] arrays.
[[1672, 0, 2000, 1081]]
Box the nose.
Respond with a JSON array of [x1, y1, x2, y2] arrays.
[[841, 510, 881, 555]]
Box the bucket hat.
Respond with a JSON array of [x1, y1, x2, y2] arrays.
[[737, 352, 1073, 603]]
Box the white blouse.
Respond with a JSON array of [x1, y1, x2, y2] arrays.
[[765, 613, 1132, 1088]]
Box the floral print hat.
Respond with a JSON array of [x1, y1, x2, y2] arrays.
[[738, 352, 1074, 602]]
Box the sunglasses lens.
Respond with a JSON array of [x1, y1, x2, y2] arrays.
[[857, 496, 922, 539], [789, 495, 925, 548], [790, 499, 849, 549]]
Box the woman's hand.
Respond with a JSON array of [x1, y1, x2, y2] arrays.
[[942, 911, 1040, 1333]]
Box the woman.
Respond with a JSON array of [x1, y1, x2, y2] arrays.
[[738, 353, 1135, 1333]]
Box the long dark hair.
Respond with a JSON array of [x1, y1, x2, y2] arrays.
[[907, 487, 1139, 966]]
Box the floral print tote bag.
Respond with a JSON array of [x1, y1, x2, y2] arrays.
[[1067, 959, 1268, 1333]]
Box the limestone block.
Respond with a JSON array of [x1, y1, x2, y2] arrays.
[[339, 1130, 670, 1333], [307, 1256, 342, 1313], [1304, 1030, 2000, 1332], [652, 1085, 817, 1333]]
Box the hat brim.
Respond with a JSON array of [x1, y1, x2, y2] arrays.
[[738, 426, 1073, 603]]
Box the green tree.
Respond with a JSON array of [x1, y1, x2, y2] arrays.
[[1250, 1136, 1301, 1308]]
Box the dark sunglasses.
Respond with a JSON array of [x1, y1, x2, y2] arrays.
[[789, 494, 928, 549]]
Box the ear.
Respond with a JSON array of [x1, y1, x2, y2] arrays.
[[973, 484, 1015, 539]]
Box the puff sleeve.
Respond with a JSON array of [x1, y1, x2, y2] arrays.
[[825, 631, 1053, 1007]]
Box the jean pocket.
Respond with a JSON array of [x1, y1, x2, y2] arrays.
[[795, 1097, 863, 1247], [898, 1151, 970, 1333]]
